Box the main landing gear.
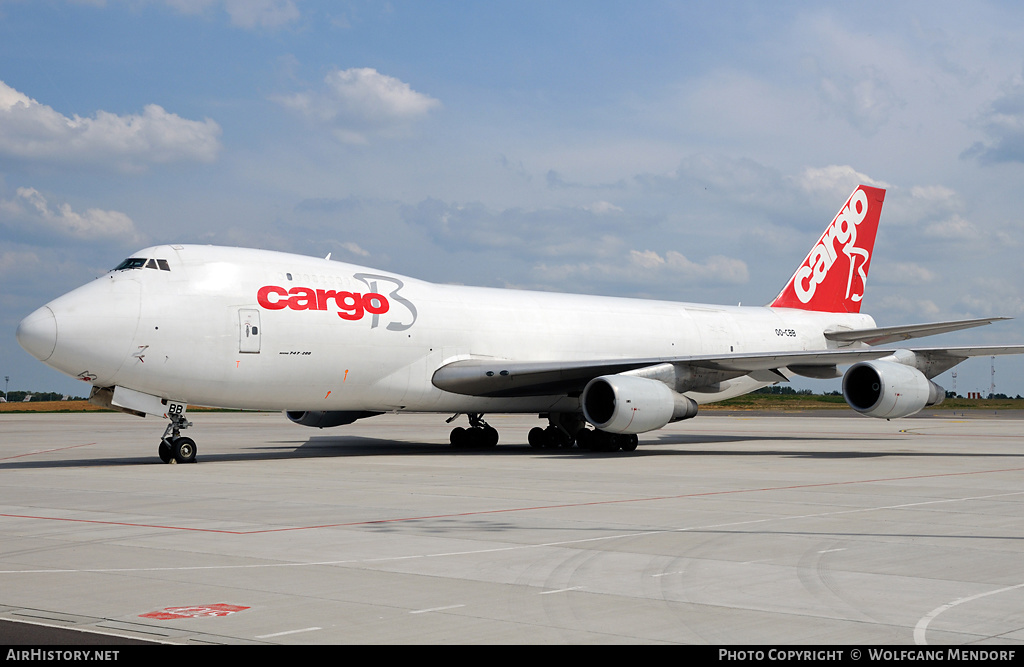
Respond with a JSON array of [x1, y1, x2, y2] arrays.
[[574, 429, 639, 452], [158, 412, 196, 464], [529, 426, 637, 451], [448, 413, 499, 449], [445, 412, 640, 452], [529, 413, 639, 452]]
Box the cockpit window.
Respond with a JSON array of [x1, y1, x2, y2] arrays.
[[113, 258, 171, 271]]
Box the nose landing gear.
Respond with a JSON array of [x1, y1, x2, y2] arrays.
[[158, 411, 196, 463]]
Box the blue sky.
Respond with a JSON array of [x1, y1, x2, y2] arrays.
[[3, 0, 1024, 398]]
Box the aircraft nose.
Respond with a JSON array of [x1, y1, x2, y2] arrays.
[[16, 306, 58, 362]]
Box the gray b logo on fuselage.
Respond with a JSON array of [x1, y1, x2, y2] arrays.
[[353, 273, 418, 331]]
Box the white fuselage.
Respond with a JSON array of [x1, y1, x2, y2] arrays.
[[27, 245, 875, 414]]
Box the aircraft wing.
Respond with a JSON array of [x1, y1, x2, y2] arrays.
[[823, 317, 1010, 346], [431, 345, 1024, 398]]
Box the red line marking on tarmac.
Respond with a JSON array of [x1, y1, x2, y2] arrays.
[[0, 443, 97, 461], [3, 465, 1024, 535]]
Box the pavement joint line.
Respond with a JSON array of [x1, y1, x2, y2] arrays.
[[1, 489, 1021, 576], [0, 443, 97, 461], [3, 464, 1024, 536]]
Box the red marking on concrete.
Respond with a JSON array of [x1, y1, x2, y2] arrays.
[[0, 513, 247, 534], [4, 465, 1024, 535], [0, 443, 96, 461], [140, 604, 249, 620]]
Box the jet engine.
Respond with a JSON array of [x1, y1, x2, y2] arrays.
[[286, 411, 380, 428], [842, 360, 944, 419], [581, 374, 699, 434]]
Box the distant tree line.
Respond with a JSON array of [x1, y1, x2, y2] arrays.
[[753, 386, 814, 395], [755, 386, 1023, 399], [2, 386, 1021, 403], [2, 391, 85, 402]]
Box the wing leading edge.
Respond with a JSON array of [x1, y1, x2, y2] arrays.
[[431, 345, 1024, 399]]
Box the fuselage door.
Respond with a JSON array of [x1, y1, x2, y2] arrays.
[[239, 309, 261, 354]]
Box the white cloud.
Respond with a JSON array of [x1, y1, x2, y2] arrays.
[[536, 249, 748, 288], [324, 68, 440, 120], [164, 0, 300, 29], [583, 201, 623, 215], [0, 249, 41, 277], [873, 262, 938, 286], [223, 0, 299, 29], [875, 295, 943, 319], [340, 241, 369, 257], [921, 214, 978, 240], [909, 184, 957, 205], [274, 68, 441, 144], [402, 198, 634, 260], [797, 165, 889, 196], [0, 80, 221, 170], [963, 67, 1024, 164], [816, 67, 903, 135], [631, 249, 749, 284], [1, 187, 143, 243]]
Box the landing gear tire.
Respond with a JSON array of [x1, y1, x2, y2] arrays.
[[171, 436, 197, 464], [157, 436, 197, 464], [527, 425, 574, 449], [450, 424, 499, 449], [574, 428, 594, 450], [589, 430, 637, 452], [546, 425, 572, 448], [450, 426, 468, 447]]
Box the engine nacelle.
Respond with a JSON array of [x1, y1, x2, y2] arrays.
[[286, 411, 380, 428], [842, 360, 944, 419], [582, 374, 698, 434]]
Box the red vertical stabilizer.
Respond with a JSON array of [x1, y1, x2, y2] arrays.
[[770, 185, 886, 313]]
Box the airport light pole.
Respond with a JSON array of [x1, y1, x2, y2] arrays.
[[3, 376, 7, 402]]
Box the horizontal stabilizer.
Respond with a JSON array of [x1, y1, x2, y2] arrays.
[[824, 317, 1010, 346]]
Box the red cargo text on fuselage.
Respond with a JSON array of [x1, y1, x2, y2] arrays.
[[257, 285, 389, 321]]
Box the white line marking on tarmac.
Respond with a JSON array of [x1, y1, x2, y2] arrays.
[[539, 586, 583, 595], [410, 605, 465, 614], [914, 582, 1024, 645], [255, 627, 321, 638]]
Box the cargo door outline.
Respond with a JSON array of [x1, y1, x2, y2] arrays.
[[239, 309, 261, 354]]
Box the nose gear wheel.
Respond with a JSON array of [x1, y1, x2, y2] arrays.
[[158, 413, 197, 463]]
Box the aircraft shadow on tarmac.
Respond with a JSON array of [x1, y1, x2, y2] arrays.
[[4, 430, 1024, 469]]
